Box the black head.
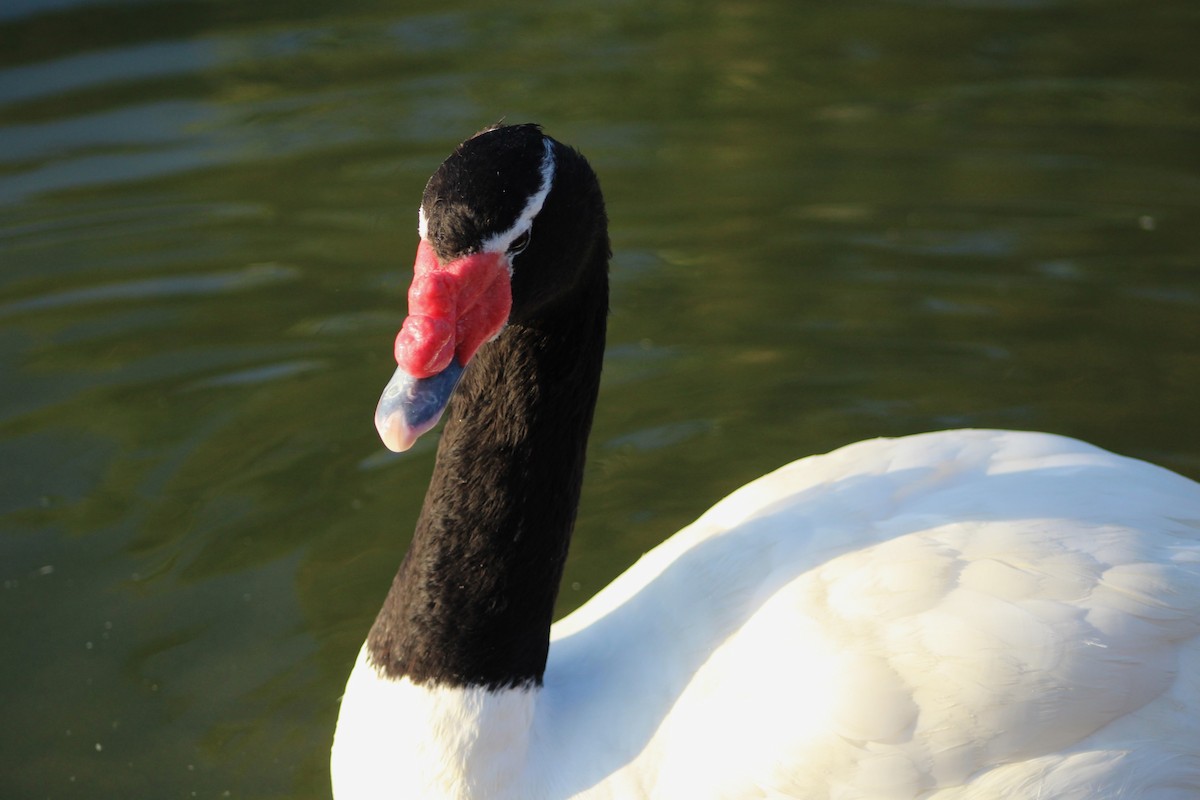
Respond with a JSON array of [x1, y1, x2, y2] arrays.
[[420, 123, 548, 260], [419, 123, 609, 325], [377, 125, 609, 452]]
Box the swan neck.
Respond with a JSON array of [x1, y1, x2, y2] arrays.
[[367, 256, 608, 688]]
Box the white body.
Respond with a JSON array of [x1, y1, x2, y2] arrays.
[[332, 429, 1200, 799]]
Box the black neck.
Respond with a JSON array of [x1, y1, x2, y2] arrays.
[[366, 253, 608, 689]]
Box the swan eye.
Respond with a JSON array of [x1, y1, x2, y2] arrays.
[[509, 230, 531, 256]]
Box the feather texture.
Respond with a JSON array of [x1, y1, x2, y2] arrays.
[[335, 429, 1200, 799]]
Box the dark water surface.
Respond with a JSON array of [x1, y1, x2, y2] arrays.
[[2, 0, 1198, 797]]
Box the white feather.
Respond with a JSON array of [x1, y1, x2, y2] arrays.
[[332, 429, 1200, 798]]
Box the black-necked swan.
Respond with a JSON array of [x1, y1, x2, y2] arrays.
[[331, 123, 1200, 799]]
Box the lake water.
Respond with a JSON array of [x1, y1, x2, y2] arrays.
[[2, 0, 1198, 797]]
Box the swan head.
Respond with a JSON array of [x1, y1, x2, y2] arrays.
[[374, 123, 605, 452]]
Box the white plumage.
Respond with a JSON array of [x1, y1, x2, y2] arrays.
[[333, 428, 1200, 799]]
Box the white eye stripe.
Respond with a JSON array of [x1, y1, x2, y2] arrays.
[[416, 137, 557, 260], [482, 138, 556, 256]]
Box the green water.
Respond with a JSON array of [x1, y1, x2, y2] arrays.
[[2, 0, 1198, 797]]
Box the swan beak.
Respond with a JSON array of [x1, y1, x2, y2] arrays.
[[374, 359, 465, 452]]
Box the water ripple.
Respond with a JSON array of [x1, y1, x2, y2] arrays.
[[0, 262, 300, 319]]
